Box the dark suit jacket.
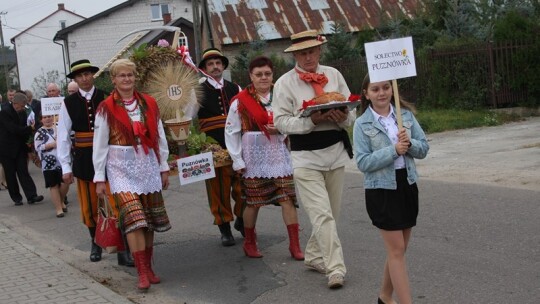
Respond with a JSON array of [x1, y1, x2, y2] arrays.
[[0, 103, 33, 158], [29, 99, 42, 129]]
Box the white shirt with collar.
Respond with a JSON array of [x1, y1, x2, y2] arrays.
[[369, 104, 406, 169]]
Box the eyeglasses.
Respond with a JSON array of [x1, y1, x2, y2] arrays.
[[115, 73, 135, 79], [251, 72, 273, 78]]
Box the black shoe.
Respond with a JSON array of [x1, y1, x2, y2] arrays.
[[90, 242, 102, 262], [14, 200, 23, 206], [218, 223, 235, 246], [62, 207, 68, 213], [64, 197, 69, 205], [378, 298, 385, 304], [234, 217, 245, 237], [56, 213, 65, 218], [117, 251, 135, 267], [27, 195, 44, 204]]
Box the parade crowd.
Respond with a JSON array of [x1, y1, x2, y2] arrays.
[[0, 29, 429, 304]]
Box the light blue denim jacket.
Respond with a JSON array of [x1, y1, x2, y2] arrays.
[[353, 108, 429, 189]]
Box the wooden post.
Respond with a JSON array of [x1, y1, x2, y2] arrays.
[[392, 79, 403, 129], [171, 29, 181, 49]]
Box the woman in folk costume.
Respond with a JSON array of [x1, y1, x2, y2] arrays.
[[93, 59, 171, 291], [224, 56, 303, 260]]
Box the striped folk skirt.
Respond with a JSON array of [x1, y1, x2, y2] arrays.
[[113, 191, 171, 234], [242, 175, 298, 208]]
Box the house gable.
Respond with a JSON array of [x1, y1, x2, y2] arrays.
[[11, 4, 85, 93], [54, 0, 194, 75], [10, 4, 85, 44]]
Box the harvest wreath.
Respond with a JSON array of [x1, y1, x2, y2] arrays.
[[127, 36, 231, 174]]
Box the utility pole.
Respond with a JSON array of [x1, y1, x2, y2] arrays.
[[192, 0, 201, 64], [0, 11, 9, 92]]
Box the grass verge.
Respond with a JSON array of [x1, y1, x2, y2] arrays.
[[415, 109, 524, 134]]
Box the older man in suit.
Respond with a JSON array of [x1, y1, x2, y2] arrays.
[[0, 92, 44, 205]]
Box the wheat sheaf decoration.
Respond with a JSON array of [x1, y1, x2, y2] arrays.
[[143, 61, 202, 122]]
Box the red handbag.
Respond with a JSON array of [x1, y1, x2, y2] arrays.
[[94, 198, 125, 253]]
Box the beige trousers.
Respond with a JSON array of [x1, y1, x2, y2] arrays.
[[294, 166, 346, 277]]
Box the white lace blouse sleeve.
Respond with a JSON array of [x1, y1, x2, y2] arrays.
[[92, 112, 110, 182], [224, 99, 245, 171], [57, 101, 73, 174], [157, 119, 170, 172]]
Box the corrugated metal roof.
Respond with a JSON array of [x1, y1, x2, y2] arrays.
[[207, 0, 420, 45]]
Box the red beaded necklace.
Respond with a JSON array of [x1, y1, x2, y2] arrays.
[[123, 97, 138, 113], [123, 97, 136, 106]]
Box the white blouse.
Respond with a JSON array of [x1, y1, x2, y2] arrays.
[[92, 105, 170, 194]]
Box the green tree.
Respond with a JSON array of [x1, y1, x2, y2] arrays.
[[94, 73, 114, 95], [441, 0, 487, 40], [322, 22, 359, 63], [31, 69, 63, 97], [492, 8, 539, 41]]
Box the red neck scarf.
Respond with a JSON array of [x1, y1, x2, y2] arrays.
[[236, 84, 271, 138], [97, 90, 160, 158], [295, 68, 328, 96]]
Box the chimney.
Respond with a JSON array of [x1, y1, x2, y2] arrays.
[[58, 3, 65, 10], [162, 13, 171, 25]]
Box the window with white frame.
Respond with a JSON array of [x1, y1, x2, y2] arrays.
[[151, 4, 170, 20]]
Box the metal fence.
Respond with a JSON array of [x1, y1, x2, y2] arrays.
[[328, 40, 532, 108], [231, 40, 532, 108]]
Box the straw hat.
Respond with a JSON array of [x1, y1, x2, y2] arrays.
[[67, 59, 99, 78], [198, 48, 229, 70], [284, 30, 327, 53]]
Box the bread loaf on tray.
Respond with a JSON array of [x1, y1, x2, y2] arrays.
[[312, 92, 347, 105]]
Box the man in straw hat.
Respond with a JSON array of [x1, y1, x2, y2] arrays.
[[57, 59, 133, 266], [189, 48, 246, 246], [273, 30, 355, 289]]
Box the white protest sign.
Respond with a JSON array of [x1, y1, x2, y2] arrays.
[[177, 152, 216, 185], [364, 37, 416, 82], [41, 97, 64, 116]]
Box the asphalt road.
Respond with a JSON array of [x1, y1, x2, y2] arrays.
[[0, 117, 539, 304]]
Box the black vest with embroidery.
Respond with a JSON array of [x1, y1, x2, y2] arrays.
[[198, 80, 239, 147], [63, 89, 107, 181]]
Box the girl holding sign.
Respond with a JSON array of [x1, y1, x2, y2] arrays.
[[353, 74, 429, 304]]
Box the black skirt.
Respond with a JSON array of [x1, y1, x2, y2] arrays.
[[365, 169, 419, 231], [43, 169, 63, 188]]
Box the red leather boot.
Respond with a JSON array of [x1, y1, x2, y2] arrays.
[[132, 250, 150, 291], [243, 227, 262, 258], [287, 224, 304, 260], [145, 246, 161, 284]]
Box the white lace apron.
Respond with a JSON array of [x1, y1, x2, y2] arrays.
[[241, 131, 293, 179], [106, 145, 162, 194]]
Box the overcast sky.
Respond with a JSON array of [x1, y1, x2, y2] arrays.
[[1, 0, 126, 46]]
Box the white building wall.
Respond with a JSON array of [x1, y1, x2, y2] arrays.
[[13, 11, 84, 94], [64, 0, 193, 73]]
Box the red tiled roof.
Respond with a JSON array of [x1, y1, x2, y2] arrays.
[[206, 0, 421, 45]]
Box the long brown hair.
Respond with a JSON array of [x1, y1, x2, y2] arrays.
[[360, 73, 416, 115]]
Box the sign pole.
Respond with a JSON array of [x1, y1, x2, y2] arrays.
[[392, 79, 403, 129]]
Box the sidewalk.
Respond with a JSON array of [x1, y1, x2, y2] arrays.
[[0, 222, 132, 304]]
